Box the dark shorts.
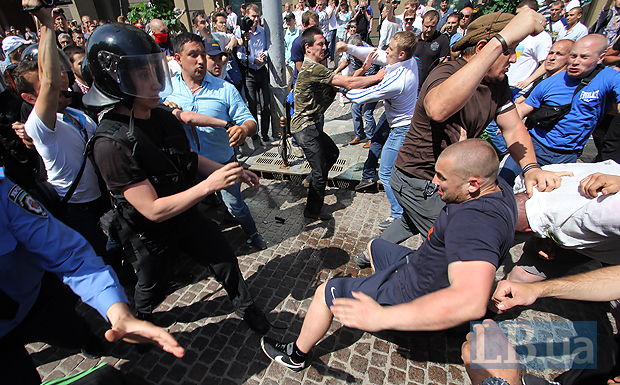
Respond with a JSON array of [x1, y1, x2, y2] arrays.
[[324, 239, 412, 308]]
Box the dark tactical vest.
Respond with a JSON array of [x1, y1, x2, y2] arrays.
[[90, 109, 198, 235]]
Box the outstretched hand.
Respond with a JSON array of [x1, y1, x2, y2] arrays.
[[105, 303, 185, 357], [523, 168, 562, 197]]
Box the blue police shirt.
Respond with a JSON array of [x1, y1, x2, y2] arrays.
[[165, 73, 256, 163], [525, 67, 620, 151], [0, 179, 128, 338]]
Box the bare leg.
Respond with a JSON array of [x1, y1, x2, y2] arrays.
[[296, 282, 334, 353], [507, 266, 546, 283]]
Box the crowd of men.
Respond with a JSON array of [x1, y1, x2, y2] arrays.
[[2, 0, 620, 383]]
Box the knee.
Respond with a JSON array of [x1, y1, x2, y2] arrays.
[[507, 266, 546, 283], [315, 282, 328, 303]]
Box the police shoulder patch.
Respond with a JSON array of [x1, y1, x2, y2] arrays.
[[8, 185, 49, 218]]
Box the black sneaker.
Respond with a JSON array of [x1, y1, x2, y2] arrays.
[[353, 250, 371, 268], [240, 305, 270, 334], [261, 337, 307, 372], [250, 233, 268, 250], [355, 179, 376, 191]]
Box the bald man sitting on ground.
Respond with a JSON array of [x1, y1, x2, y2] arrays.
[[261, 139, 518, 372]]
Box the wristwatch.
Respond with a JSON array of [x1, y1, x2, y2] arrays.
[[482, 378, 511, 385], [224, 120, 236, 129]]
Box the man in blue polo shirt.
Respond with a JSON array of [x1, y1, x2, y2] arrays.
[[516, 34, 620, 165], [165, 33, 267, 250]]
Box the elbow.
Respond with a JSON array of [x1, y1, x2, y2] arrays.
[[425, 103, 449, 122]]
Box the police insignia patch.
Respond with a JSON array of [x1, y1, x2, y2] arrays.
[[8, 185, 48, 218]]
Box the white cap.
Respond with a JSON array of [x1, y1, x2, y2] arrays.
[[2, 36, 31, 57]]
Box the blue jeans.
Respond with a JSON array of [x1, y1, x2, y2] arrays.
[[362, 112, 389, 181], [326, 29, 337, 61], [351, 101, 378, 140], [221, 156, 258, 236], [379, 125, 408, 218]]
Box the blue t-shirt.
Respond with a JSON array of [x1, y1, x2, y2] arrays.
[[525, 67, 620, 151], [393, 177, 517, 303], [290, 34, 305, 87]]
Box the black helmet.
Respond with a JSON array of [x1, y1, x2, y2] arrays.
[[21, 43, 73, 73], [83, 22, 172, 107]]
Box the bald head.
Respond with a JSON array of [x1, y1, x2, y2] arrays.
[[150, 18, 167, 33], [574, 34, 608, 57], [438, 139, 499, 183], [567, 34, 607, 78]]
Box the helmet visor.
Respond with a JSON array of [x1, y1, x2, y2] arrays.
[[98, 51, 172, 99]]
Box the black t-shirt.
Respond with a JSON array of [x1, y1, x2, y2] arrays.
[[93, 109, 180, 192], [355, 8, 370, 40], [414, 31, 450, 86], [393, 177, 518, 303]]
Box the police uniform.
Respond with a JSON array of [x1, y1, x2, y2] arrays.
[[0, 175, 128, 385], [91, 108, 255, 318]]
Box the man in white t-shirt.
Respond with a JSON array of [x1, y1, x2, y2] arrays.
[[226, 5, 237, 32], [379, 2, 404, 49], [558, 6, 588, 41], [13, 6, 115, 268], [506, 0, 553, 89]]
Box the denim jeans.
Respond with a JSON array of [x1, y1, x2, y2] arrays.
[[292, 121, 339, 214], [379, 125, 408, 218], [326, 29, 337, 61], [221, 156, 258, 236], [351, 101, 378, 140], [245, 66, 271, 140], [362, 112, 389, 181]]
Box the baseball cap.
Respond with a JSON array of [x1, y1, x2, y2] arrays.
[[204, 39, 227, 56], [451, 12, 514, 52], [3, 36, 31, 57]]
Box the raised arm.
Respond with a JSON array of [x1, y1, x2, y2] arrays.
[[424, 9, 546, 122], [337, 41, 388, 65], [330, 68, 385, 90]]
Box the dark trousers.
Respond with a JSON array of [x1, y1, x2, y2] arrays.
[[362, 113, 389, 181], [128, 207, 254, 315], [594, 114, 620, 163], [0, 273, 93, 385], [380, 167, 445, 244], [56, 196, 120, 271], [245, 66, 271, 140], [292, 121, 340, 215]]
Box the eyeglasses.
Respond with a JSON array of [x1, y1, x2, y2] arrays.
[[348, 25, 356, 28], [404, 17, 415, 22], [459, 12, 471, 18]]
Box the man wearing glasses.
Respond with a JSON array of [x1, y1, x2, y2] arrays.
[[457, 6, 473, 35], [402, 8, 421, 35]]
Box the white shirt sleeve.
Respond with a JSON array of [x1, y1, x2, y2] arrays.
[[346, 44, 388, 65]]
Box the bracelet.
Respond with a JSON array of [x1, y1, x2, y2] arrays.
[[522, 162, 541, 175], [493, 34, 511, 56], [224, 120, 236, 129]]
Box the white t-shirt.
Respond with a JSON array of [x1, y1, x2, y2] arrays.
[[378, 18, 403, 49], [557, 21, 589, 41], [327, 5, 338, 30], [506, 31, 552, 86], [24, 107, 101, 203], [514, 161, 620, 264]]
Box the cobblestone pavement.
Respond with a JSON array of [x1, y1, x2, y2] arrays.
[[32, 100, 614, 384]]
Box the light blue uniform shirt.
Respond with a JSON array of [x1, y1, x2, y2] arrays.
[[0, 179, 128, 338], [165, 73, 256, 163]]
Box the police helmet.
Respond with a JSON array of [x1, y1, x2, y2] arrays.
[[83, 22, 172, 107], [21, 43, 73, 74]]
